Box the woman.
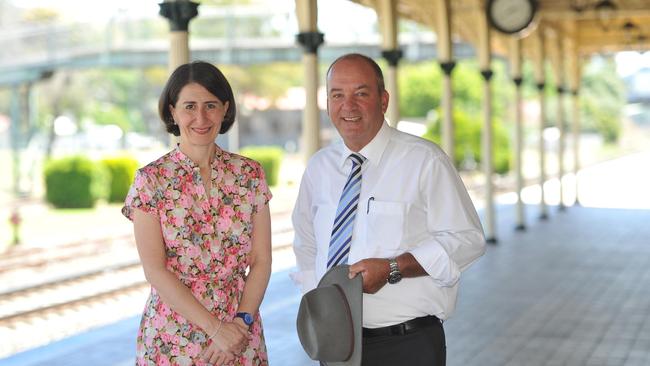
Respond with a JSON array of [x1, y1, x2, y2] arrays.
[[122, 61, 272, 366]]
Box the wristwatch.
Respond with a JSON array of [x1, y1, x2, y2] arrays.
[[387, 258, 402, 284], [235, 312, 254, 327]]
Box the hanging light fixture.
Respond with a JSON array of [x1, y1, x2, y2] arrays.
[[594, 0, 617, 31], [570, 0, 590, 13], [622, 20, 640, 45]]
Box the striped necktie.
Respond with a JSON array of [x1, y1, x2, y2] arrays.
[[327, 153, 366, 269]]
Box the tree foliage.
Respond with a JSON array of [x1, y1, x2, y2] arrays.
[[580, 58, 626, 143], [423, 108, 511, 174]]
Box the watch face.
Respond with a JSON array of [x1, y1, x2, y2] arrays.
[[488, 0, 535, 34], [237, 312, 254, 326], [388, 272, 402, 284]]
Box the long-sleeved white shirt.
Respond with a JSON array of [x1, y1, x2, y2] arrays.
[[292, 122, 486, 327]]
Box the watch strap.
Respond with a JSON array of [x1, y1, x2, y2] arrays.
[[387, 258, 402, 284]]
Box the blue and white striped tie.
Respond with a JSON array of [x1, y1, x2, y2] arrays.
[[327, 153, 366, 269]]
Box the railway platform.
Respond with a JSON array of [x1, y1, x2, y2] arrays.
[[1, 151, 650, 365]]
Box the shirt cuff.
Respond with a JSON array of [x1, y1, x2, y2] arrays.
[[409, 241, 460, 287], [289, 269, 318, 294]]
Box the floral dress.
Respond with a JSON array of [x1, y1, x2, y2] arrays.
[[122, 145, 272, 366]]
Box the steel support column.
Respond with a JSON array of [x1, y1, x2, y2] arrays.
[[477, 7, 496, 244], [436, 0, 455, 157], [159, 0, 199, 73], [551, 36, 567, 211], [378, 0, 401, 128], [533, 29, 548, 220], [296, 0, 323, 161], [510, 37, 526, 231]]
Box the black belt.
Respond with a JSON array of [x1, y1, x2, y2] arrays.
[[362, 315, 441, 338]]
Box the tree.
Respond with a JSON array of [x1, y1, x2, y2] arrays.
[[580, 57, 626, 143], [398, 62, 442, 117]]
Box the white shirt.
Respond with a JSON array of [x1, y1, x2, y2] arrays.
[[292, 122, 486, 327]]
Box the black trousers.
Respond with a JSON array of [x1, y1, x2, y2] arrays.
[[361, 319, 446, 366]]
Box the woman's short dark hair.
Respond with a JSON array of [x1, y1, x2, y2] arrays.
[[158, 61, 237, 136]]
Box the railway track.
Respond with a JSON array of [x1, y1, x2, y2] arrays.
[[0, 260, 146, 326], [0, 234, 134, 273], [0, 207, 297, 357]]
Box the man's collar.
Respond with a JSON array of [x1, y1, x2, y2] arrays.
[[337, 121, 392, 169]]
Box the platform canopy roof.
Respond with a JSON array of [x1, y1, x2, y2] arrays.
[[349, 0, 650, 57]]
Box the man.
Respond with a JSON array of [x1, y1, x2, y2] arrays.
[[292, 53, 486, 365]]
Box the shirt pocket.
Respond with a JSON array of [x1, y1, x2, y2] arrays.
[[366, 200, 407, 257]]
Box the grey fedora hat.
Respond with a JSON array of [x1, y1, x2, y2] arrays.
[[296, 264, 362, 366]]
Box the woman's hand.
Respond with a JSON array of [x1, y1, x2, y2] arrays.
[[214, 321, 250, 353], [200, 346, 234, 366], [200, 320, 249, 365]]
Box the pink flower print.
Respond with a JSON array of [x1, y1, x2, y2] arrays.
[[220, 205, 235, 218], [239, 235, 250, 248], [163, 225, 176, 239], [200, 199, 210, 212], [161, 305, 172, 317], [185, 244, 200, 259], [164, 200, 175, 212], [175, 356, 193, 366], [172, 344, 181, 356], [250, 333, 261, 349], [139, 192, 151, 205], [201, 224, 214, 235], [230, 161, 242, 174], [240, 210, 252, 223], [185, 342, 201, 358], [171, 208, 185, 226], [213, 288, 227, 303], [156, 354, 171, 366], [161, 332, 174, 344], [225, 255, 237, 269], [134, 173, 147, 186], [191, 280, 207, 295], [172, 334, 183, 345], [239, 203, 253, 214], [167, 257, 179, 269], [259, 178, 269, 191], [224, 172, 236, 186], [216, 216, 232, 231], [179, 194, 192, 209], [217, 265, 230, 278], [173, 312, 187, 324], [232, 195, 242, 205], [152, 314, 167, 329], [161, 166, 173, 178], [198, 252, 210, 270], [230, 220, 243, 235], [227, 246, 239, 256]]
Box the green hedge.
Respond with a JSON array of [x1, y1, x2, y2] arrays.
[[423, 109, 511, 174], [239, 146, 284, 186], [44, 156, 109, 208], [101, 155, 139, 203]]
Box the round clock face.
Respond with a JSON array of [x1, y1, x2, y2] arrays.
[[488, 0, 536, 34]]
